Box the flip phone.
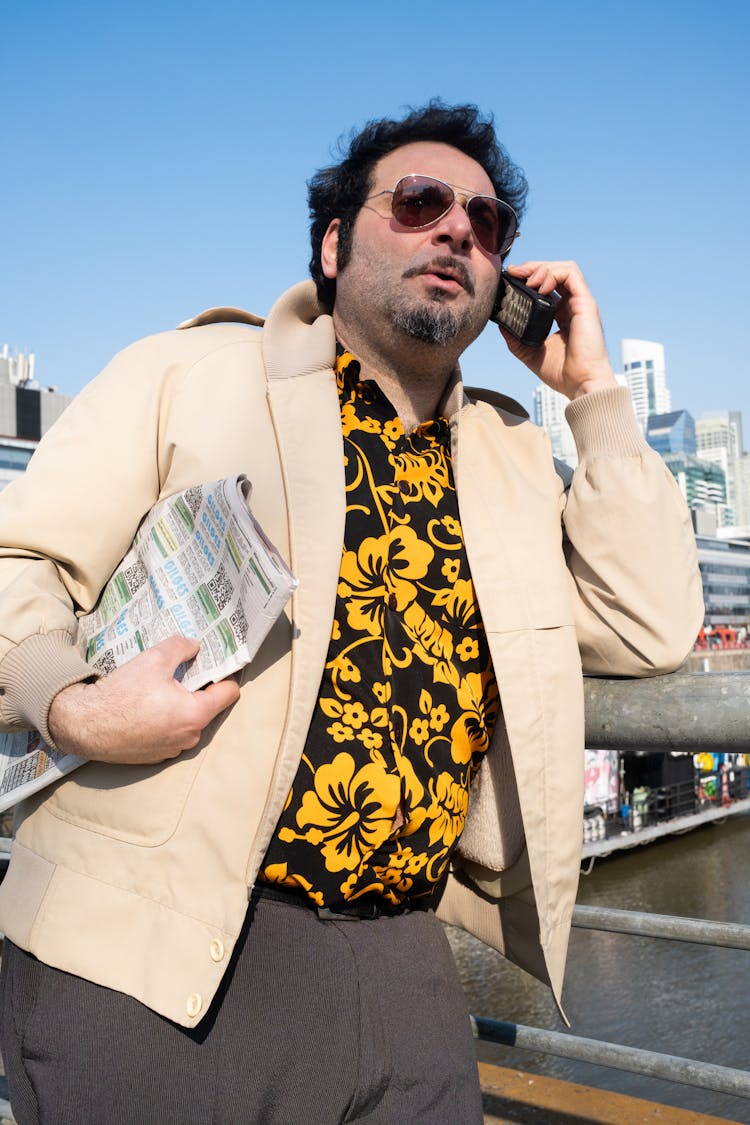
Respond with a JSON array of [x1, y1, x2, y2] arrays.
[[491, 272, 560, 347]]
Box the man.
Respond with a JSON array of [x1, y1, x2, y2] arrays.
[[0, 103, 702, 1123]]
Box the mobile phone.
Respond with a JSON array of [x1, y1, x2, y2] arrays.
[[491, 272, 560, 347]]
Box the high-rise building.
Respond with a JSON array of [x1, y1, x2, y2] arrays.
[[532, 383, 577, 466], [646, 410, 696, 456], [738, 453, 750, 534], [696, 411, 746, 526], [662, 451, 730, 527], [620, 339, 671, 433]]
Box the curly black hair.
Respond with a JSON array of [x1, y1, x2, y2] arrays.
[[308, 100, 528, 310]]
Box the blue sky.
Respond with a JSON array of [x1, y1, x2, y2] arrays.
[[2, 1, 748, 431]]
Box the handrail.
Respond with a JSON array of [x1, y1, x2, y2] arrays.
[[583, 670, 750, 752], [471, 1017, 750, 1100], [572, 904, 750, 950], [473, 903, 750, 1102]]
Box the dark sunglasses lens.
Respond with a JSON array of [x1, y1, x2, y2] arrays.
[[391, 177, 453, 228], [467, 197, 513, 255]]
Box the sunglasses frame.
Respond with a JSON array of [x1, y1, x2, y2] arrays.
[[366, 173, 519, 257]]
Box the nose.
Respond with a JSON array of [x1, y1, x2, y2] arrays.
[[432, 194, 474, 251]]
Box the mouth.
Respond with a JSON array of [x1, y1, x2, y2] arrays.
[[404, 259, 475, 296]]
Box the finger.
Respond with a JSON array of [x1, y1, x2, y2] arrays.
[[194, 677, 241, 721], [152, 634, 202, 668], [505, 260, 588, 298], [503, 261, 558, 297]]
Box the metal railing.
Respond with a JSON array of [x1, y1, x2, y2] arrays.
[[473, 670, 750, 1108], [583, 670, 750, 753], [473, 905, 750, 1101]]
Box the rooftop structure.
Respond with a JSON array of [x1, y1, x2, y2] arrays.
[[0, 345, 72, 445]]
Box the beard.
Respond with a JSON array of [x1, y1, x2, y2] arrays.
[[389, 298, 462, 345], [387, 257, 487, 346]]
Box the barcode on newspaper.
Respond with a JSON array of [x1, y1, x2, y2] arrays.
[[208, 564, 232, 612], [229, 604, 248, 644], [182, 486, 203, 520], [91, 650, 117, 676], [121, 559, 148, 595]]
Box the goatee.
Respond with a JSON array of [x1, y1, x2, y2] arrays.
[[390, 303, 461, 346]]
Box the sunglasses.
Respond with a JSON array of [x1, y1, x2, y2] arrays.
[[367, 174, 519, 256]]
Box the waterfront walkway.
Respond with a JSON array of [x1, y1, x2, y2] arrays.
[[480, 1063, 739, 1124]]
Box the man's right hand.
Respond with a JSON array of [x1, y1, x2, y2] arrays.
[[48, 636, 241, 764]]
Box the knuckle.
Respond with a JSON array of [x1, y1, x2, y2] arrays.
[[182, 724, 203, 749]]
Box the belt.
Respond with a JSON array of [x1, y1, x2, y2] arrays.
[[251, 881, 432, 921]]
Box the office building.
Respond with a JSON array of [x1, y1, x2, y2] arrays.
[[0, 346, 73, 489], [620, 339, 671, 433], [696, 411, 746, 526], [697, 534, 750, 626], [662, 451, 730, 527], [532, 383, 578, 466], [739, 454, 750, 530], [646, 410, 696, 456]]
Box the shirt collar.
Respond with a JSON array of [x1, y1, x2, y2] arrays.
[[335, 344, 461, 434]]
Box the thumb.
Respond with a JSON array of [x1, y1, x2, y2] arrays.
[[152, 634, 202, 671], [196, 676, 242, 719]]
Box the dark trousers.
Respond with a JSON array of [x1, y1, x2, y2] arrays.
[[0, 892, 483, 1124]]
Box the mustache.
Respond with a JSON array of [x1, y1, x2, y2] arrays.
[[402, 257, 476, 297]]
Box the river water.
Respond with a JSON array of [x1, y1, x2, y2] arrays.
[[447, 812, 750, 1122]]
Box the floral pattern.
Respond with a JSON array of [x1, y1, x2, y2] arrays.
[[260, 351, 499, 906]]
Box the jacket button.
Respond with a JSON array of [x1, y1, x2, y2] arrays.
[[209, 938, 225, 963], [186, 992, 203, 1018]]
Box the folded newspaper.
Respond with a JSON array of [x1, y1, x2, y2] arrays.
[[0, 475, 297, 811]]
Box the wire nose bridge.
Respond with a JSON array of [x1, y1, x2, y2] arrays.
[[366, 174, 519, 255]]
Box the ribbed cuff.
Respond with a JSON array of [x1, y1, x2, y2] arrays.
[[0, 630, 97, 748], [564, 385, 647, 459]]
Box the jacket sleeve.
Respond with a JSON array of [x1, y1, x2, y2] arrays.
[[0, 333, 187, 745], [561, 385, 704, 676]]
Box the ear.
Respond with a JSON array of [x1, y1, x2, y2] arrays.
[[321, 219, 340, 280]]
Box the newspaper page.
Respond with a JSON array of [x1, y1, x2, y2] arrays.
[[0, 475, 296, 811]]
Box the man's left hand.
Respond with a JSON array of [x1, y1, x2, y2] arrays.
[[499, 260, 618, 401]]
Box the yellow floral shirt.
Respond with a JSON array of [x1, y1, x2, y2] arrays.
[[260, 350, 499, 907]]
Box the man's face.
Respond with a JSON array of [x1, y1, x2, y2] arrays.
[[322, 141, 503, 353]]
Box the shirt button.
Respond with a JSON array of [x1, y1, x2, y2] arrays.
[[209, 938, 225, 963], [388, 593, 397, 611], [186, 992, 203, 1018], [398, 480, 409, 495]]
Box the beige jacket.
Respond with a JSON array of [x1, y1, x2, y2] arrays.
[[0, 282, 703, 1027]]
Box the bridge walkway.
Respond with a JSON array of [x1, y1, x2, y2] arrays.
[[480, 1062, 738, 1124]]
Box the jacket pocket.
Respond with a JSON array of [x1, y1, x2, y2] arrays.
[[44, 748, 204, 847]]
